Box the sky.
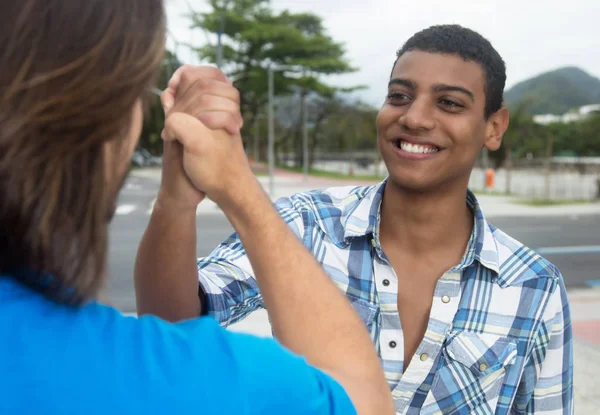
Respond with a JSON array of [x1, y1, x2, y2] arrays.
[[165, 0, 600, 107]]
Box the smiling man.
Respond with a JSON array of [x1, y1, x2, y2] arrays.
[[136, 24, 573, 414]]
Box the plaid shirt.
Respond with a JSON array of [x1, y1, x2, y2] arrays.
[[197, 180, 574, 414]]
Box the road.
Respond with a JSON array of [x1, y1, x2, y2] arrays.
[[106, 174, 600, 312]]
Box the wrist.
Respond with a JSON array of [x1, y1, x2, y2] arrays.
[[216, 176, 272, 224], [155, 190, 199, 214]]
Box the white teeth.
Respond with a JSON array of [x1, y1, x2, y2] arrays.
[[399, 140, 438, 154]]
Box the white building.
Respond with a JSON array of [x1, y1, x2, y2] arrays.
[[533, 103, 600, 125]]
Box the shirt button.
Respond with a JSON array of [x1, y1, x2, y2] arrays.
[[441, 295, 451, 304], [420, 353, 428, 361], [479, 363, 488, 371], [382, 279, 390, 287], [371, 238, 377, 248], [389, 341, 397, 348]]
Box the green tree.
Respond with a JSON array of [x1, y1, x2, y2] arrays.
[[578, 112, 600, 156], [492, 101, 538, 193], [315, 100, 378, 175], [190, 0, 360, 165]]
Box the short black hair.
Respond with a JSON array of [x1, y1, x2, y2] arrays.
[[393, 24, 506, 119]]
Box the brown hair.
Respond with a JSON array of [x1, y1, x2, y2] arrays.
[[0, 1, 166, 304]]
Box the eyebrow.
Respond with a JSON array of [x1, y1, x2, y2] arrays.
[[388, 78, 475, 102], [432, 84, 475, 102], [388, 78, 415, 90]]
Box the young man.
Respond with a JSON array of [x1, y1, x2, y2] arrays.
[[136, 25, 573, 414]]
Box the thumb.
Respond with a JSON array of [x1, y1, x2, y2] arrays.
[[162, 112, 213, 152]]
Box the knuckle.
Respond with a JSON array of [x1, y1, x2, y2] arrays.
[[233, 88, 241, 103], [179, 70, 192, 85], [228, 113, 239, 126], [164, 114, 175, 130], [192, 77, 213, 91], [164, 112, 183, 130]]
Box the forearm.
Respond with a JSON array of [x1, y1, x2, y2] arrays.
[[134, 198, 201, 321], [221, 180, 392, 414]]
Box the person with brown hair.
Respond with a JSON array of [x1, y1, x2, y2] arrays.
[[0, 2, 394, 414]]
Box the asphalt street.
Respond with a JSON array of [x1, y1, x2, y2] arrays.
[[106, 175, 600, 312]]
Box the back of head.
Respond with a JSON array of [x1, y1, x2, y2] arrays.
[[395, 24, 506, 118], [0, 0, 165, 304]]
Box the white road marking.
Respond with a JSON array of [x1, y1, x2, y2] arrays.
[[125, 183, 142, 191], [536, 245, 600, 255], [115, 204, 137, 215]]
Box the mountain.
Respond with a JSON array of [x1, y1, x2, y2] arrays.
[[504, 67, 600, 115]]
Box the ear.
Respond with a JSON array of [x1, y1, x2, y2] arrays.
[[483, 107, 509, 151]]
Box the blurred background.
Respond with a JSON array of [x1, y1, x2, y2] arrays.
[[115, 0, 600, 412], [130, 0, 600, 203]]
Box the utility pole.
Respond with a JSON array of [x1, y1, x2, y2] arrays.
[[268, 67, 275, 197], [216, 1, 230, 69], [302, 94, 309, 181], [253, 115, 260, 163]]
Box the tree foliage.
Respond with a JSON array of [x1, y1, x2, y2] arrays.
[[190, 0, 364, 165]]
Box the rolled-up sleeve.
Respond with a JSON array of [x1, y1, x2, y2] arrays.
[[197, 196, 308, 326]]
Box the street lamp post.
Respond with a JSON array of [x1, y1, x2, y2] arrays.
[[216, 1, 230, 69], [253, 114, 263, 163], [302, 94, 309, 181], [268, 67, 275, 197]]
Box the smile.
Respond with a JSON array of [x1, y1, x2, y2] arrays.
[[394, 139, 440, 154]]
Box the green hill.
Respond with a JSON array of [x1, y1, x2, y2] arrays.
[[504, 67, 600, 115]]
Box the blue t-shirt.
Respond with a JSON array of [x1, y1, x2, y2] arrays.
[[0, 277, 356, 414]]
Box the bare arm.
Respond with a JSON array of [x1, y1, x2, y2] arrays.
[[134, 66, 237, 321], [134, 192, 200, 321]]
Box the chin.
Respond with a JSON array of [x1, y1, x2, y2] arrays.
[[386, 169, 442, 193]]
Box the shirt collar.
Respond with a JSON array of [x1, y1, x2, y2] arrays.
[[339, 181, 501, 275], [341, 178, 387, 242], [464, 190, 500, 274]]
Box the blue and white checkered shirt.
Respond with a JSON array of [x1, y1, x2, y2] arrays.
[[197, 180, 573, 414]]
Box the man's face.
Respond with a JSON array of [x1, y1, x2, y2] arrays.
[[105, 99, 143, 220], [376, 51, 503, 193]]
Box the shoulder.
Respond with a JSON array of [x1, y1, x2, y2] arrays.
[[1, 292, 353, 414], [482, 225, 569, 335], [273, 183, 382, 243], [490, 225, 562, 288]]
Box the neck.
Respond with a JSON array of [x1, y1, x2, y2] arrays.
[[379, 178, 473, 255]]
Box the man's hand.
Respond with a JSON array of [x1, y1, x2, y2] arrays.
[[157, 65, 243, 211], [162, 111, 258, 211]]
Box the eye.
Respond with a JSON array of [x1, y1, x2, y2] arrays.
[[438, 99, 464, 110], [386, 92, 411, 105]]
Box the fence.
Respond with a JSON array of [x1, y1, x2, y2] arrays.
[[289, 151, 600, 201]]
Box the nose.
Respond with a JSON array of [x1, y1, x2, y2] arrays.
[[398, 98, 435, 131]]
